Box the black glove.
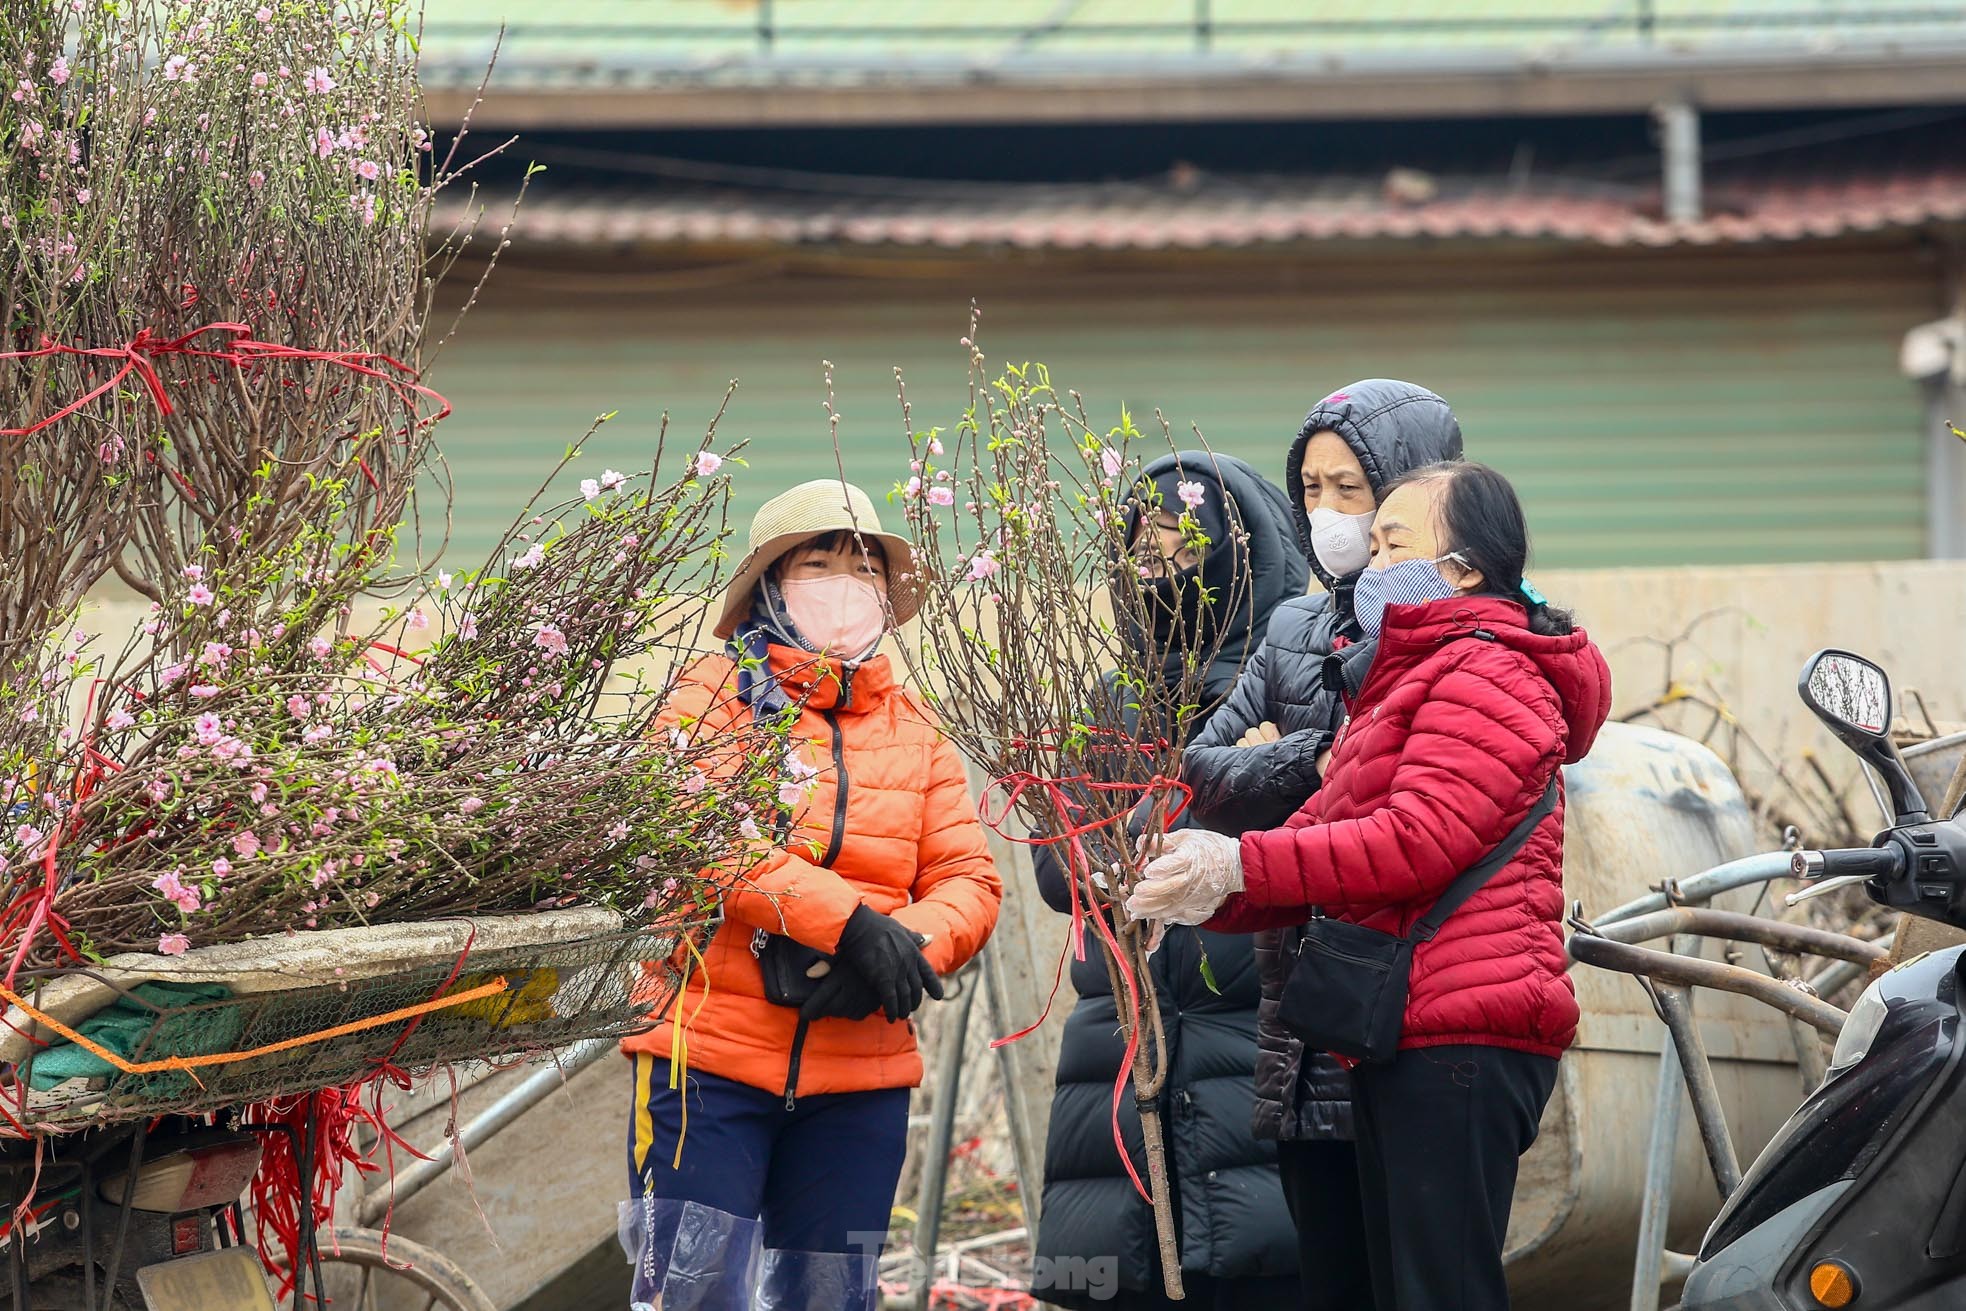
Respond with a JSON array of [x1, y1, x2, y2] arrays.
[[832, 905, 945, 1022], [797, 964, 883, 1022]]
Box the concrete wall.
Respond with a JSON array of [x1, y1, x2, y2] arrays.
[[1538, 559, 1966, 841]]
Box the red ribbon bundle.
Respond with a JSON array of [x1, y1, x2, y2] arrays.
[[979, 727, 1190, 1203], [0, 321, 449, 438], [247, 935, 477, 1294]]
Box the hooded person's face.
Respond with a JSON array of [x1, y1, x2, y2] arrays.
[[1130, 509, 1201, 579], [1298, 431, 1376, 518]]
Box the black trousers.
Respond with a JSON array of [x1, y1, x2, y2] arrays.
[[1351, 1045, 1559, 1311], [1277, 1138, 1377, 1311]]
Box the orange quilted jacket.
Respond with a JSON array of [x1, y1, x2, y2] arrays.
[[622, 644, 1002, 1099]]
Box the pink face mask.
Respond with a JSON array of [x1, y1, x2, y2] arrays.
[[778, 574, 889, 657]]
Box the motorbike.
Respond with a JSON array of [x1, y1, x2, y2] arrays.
[[0, 1116, 274, 1311], [1677, 648, 1966, 1310]]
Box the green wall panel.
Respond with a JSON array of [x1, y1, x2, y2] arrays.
[[420, 246, 1932, 572]]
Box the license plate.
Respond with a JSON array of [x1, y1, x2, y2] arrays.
[[136, 1247, 278, 1311]]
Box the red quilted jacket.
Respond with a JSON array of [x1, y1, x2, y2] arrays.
[[1206, 595, 1611, 1059]]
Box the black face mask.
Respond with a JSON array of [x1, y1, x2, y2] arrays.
[[1118, 465, 1251, 694]]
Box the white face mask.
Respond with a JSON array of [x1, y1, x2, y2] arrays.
[[1308, 507, 1375, 577]]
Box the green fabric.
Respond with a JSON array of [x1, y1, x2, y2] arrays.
[[29, 982, 238, 1091]]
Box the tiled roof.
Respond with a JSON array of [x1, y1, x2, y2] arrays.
[[438, 156, 1966, 253]]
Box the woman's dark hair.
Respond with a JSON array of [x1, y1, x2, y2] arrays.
[[769, 531, 887, 579], [1383, 461, 1575, 637]]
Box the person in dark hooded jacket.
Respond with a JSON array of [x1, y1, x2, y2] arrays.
[[1029, 453, 1308, 1310], [1178, 380, 1463, 1311]]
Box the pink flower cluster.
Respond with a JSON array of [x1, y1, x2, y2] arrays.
[[152, 870, 202, 913]]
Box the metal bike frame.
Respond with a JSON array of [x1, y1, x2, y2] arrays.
[[1569, 856, 1884, 1311]]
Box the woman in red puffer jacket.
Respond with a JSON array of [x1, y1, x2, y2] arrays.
[[1126, 461, 1610, 1311]]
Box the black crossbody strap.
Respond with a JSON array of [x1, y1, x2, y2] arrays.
[[1409, 776, 1561, 944]]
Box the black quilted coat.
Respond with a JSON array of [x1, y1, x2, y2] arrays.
[[1181, 380, 1464, 1142], [1030, 453, 1307, 1306]]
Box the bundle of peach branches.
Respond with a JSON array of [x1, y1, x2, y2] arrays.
[[0, 0, 797, 973], [0, 414, 798, 971], [879, 317, 1257, 1300]]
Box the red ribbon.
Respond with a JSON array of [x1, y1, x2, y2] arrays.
[[0, 321, 449, 437], [979, 728, 1189, 1205], [0, 681, 120, 989], [247, 935, 475, 1293]]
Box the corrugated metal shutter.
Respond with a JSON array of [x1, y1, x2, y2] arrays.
[[424, 240, 1932, 570]]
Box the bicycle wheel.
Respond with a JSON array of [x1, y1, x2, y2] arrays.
[[313, 1226, 496, 1311]]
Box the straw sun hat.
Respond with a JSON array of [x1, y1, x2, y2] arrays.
[[712, 479, 923, 640]]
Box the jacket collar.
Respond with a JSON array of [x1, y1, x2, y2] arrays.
[[1344, 594, 1528, 707], [1322, 635, 1379, 700], [765, 642, 896, 714]]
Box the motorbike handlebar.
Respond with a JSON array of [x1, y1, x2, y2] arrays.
[[1790, 846, 1906, 882]]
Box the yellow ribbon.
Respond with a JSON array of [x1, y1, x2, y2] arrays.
[[668, 933, 714, 1170]]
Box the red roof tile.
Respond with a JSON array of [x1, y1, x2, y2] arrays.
[[442, 159, 1966, 253]]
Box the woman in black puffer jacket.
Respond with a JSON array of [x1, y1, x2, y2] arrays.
[[1030, 453, 1306, 1310], [1179, 380, 1464, 1311]]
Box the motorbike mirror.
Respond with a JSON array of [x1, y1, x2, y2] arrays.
[[1798, 649, 1930, 822], [1803, 651, 1890, 740]]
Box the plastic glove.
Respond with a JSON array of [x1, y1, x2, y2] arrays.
[[831, 905, 945, 1022], [1124, 828, 1244, 926]]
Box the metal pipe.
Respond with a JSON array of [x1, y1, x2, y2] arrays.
[[99, 1119, 148, 1311], [357, 1037, 613, 1225], [1787, 1013, 1829, 1090], [1808, 938, 1892, 999], [1629, 960, 1687, 1311], [1657, 986, 1741, 1198], [1592, 853, 1795, 926], [912, 971, 979, 1311], [1657, 97, 1702, 223], [1567, 935, 1848, 1036], [1587, 907, 1886, 965]]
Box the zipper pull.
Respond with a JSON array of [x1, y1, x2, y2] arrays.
[[751, 928, 769, 957]]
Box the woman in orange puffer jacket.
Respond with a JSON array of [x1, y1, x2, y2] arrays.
[[619, 479, 1002, 1311]]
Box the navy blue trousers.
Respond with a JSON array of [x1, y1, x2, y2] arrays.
[[627, 1054, 910, 1255]]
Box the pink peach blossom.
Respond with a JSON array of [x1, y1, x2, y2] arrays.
[[152, 870, 201, 913]]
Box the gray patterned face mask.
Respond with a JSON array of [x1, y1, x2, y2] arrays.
[[1352, 552, 1468, 638]]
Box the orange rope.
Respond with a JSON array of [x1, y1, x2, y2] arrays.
[[0, 976, 510, 1085]]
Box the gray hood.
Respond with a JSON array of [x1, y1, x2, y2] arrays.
[[1285, 379, 1464, 592]]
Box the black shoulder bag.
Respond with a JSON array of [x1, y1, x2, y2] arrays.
[[1276, 777, 1560, 1064]]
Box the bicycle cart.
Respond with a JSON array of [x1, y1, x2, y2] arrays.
[[0, 906, 711, 1311]]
